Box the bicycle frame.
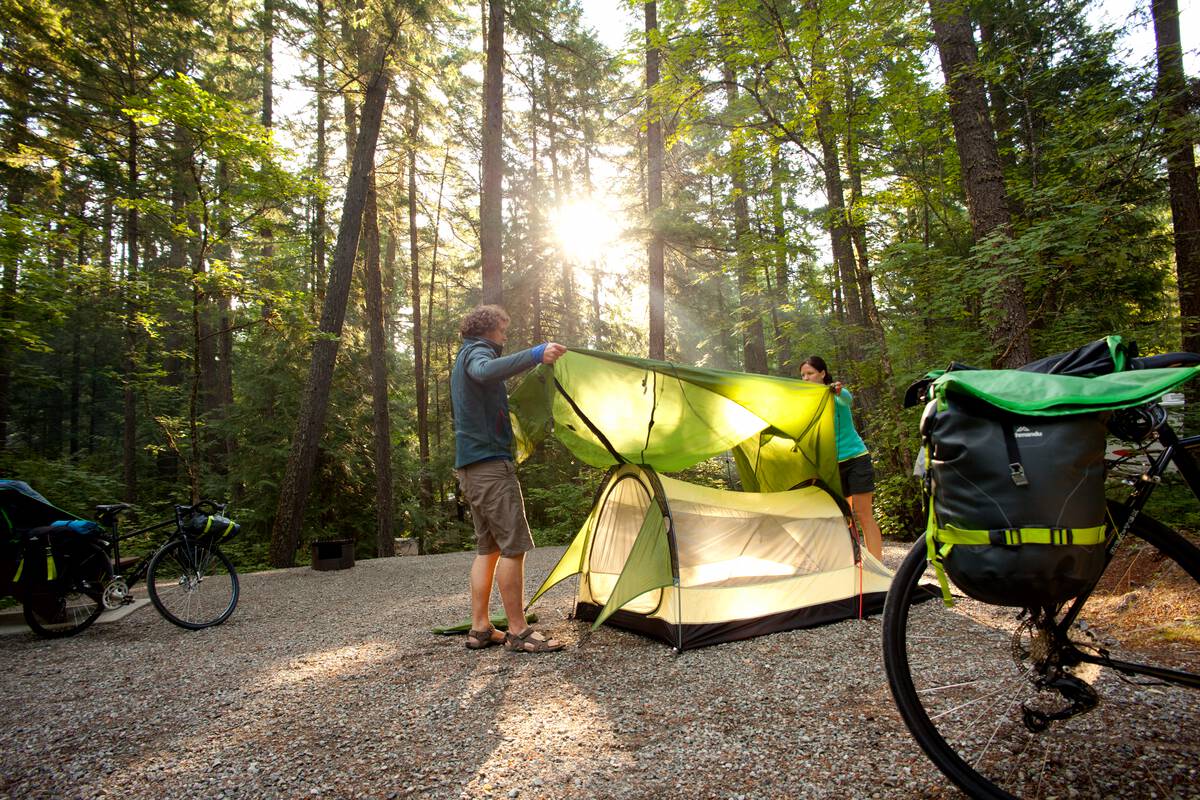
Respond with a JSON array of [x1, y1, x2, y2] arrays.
[[1055, 416, 1200, 689], [102, 515, 177, 588]]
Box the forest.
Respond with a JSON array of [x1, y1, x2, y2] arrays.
[[1, 0, 1197, 569]]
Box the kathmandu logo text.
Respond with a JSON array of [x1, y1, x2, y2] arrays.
[[1014, 426, 1043, 439]]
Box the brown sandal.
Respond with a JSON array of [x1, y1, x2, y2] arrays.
[[504, 628, 564, 653], [465, 627, 505, 650]]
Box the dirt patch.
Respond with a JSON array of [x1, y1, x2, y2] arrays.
[[1082, 529, 1200, 666]]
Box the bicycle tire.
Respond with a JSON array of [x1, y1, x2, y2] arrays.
[[22, 539, 109, 638], [146, 539, 239, 630], [883, 507, 1200, 799]]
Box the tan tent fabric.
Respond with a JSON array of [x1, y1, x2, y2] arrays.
[[532, 464, 892, 650]]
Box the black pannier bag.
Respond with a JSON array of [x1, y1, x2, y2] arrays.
[[923, 394, 1109, 607]]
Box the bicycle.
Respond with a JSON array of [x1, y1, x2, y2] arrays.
[[5, 492, 241, 638], [882, 355, 1200, 799]]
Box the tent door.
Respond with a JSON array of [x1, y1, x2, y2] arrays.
[[587, 474, 661, 613]]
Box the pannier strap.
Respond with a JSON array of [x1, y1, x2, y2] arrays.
[[1002, 422, 1029, 487], [936, 524, 1107, 547], [926, 521, 1107, 607]]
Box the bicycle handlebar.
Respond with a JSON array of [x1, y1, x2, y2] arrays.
[[1130, 352, 1200, 370], [174, 499, 230, 524]]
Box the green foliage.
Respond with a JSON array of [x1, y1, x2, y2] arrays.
[[0, 456, 123, 521], [0, 0, 1191, 573], [875, 472, 926, 542]]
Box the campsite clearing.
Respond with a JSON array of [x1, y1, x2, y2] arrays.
[[0, 545, 1073, 798]]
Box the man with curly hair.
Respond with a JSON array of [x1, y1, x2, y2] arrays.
[[452, 304, 567, 653]]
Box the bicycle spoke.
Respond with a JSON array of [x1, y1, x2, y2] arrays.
[[884, 531, 1200, 799], [148, 539, 238, 630]]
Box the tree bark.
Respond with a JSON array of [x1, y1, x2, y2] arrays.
[[409, 88, 434, 523], [260, 0, 276, 319], [314, 0, 328, 309], [269, 61, 390, 568], [1152, 0, 1200, 354], [480, 0, 504, 305], [815, 99, 863, 339], [646, 0, 665, 360], [769, 150, 793, 375], [723, 63, 768, 374], [122, 118, 139, 502], [363, 175, 395, 558], [929, 0, 1031, 367]]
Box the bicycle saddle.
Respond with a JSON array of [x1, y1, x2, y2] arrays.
[[95, 503, 132, 520]]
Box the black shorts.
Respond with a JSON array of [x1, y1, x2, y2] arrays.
[[838, 453, 875, 496]]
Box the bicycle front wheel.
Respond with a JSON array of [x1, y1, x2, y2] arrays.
[[147, 539, 239, 630], [883, 522, 1200, 799]]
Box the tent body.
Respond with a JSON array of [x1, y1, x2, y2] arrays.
[[533, 464, 892, 650]]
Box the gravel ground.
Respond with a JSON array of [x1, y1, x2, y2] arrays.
[[0, 542, 1175, 800]]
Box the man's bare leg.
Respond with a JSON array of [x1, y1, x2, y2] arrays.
[[495, 553, 528, 635], [496, 553, 561, 648], [470, 551, 501, 632]]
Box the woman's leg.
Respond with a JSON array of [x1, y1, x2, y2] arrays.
[[850, 491, 884, 560]]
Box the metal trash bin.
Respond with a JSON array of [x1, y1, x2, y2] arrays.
[[311, 539, 355, 571]]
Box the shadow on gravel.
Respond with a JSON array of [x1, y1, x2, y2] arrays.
[[0, 546, 954, 800]]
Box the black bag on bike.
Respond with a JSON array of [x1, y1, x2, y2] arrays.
[[183, 513, 241, 544], [923, 394, 1109, 607]]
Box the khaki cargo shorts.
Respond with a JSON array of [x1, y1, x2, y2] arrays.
[[456, 459, 535, 557]]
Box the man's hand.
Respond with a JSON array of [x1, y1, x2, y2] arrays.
[[542, 343, 567, 364]]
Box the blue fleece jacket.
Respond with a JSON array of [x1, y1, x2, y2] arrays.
[[451, 337, 546, 469]]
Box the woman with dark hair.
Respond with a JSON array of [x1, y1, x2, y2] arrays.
[[799, 355, 883, 559]]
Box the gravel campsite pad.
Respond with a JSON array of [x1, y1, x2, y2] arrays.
[[0, 543, 1187, 799]]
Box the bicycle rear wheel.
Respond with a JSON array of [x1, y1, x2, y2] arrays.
[[22, 540, 109, 638], [147, 539, 239, 630], [882, 513, 1200, 799]]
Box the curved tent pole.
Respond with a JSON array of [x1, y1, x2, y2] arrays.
[[526, 464, 621, 610], [552, 377, 626, 465]]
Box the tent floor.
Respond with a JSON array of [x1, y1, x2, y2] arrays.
[[575, 590, 889, 651]]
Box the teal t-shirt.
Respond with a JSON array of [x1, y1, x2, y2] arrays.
[[834, 388, 868, 462]]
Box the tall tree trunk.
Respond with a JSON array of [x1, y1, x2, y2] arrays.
[[0, 182, 18, 454], [1152, 0, 1200, 354], [723, 63, 768, 374], [260, 0, 276, 319], [646, 0, 665, 360], [123, 118, 139, 502], [426, 151, 449, 395], [480, 0, 504, 304], [929, 0, 1031, 367], [409, 87, 434, 525], [547, 108, 575, 342], [363, 175, 394, 558], [815, 100, 863, 340], [529, 62, 544, 342], [842, 86, 893, 389], [211, 158, 235, 475], [70, 224, 84, 455], [769, 150, 793, 375], [269, 60, 390, 568], [314, 0, 328, 309]]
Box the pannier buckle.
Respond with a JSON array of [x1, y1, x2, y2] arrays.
[[1009, 462, 1029, 487]]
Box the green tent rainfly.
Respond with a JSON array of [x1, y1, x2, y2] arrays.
[[508, 348, 842, 494]]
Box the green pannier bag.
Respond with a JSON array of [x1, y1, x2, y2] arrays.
[[922, 394, 1109, 607]]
